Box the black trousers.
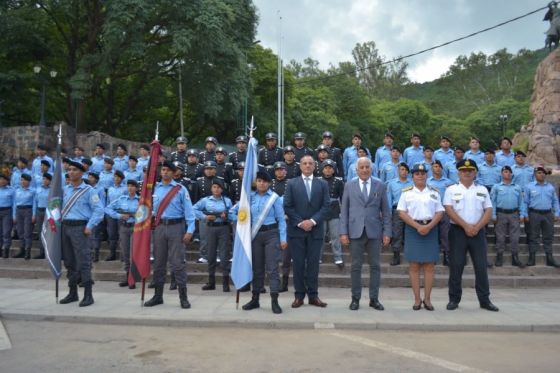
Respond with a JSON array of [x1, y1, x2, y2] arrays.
[[448, 224, 490, 305]]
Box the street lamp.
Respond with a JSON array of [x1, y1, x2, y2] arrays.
[[498, 114, 508, 138], [34, 66, 57, 127]]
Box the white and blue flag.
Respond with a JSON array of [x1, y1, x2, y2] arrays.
[[231, 136, 258, 289]]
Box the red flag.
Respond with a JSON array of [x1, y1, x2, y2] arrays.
[[129, 140, 161, 286]]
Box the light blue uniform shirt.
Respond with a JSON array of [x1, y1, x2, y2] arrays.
[[229, 189, 287, 242], [105, 194, 139, 224], [477, 162, 501, 187], [380, 160, 400, 183], [490, 182, 526, 219], [524, 181, 560, 217], [113, 155, 129, 172], [71, 156, 84, 163], [34, 185, 50, 209], [10, 167, 32, 187], [124, 168, 142, 183], [427, 176, 453, 202], [495, 151, 515, 167], [0, 185, 15, 208], [512, 164, 534, 188], [434, 148, 454, 165], [463, 150, 485, 166], [62, 182, 104, 229], [98, 170, 115, 190], [13, 186, 36, 218], [444, 160, 460, 183], [32, 155, 54, 176], [90, 155, 108, 174], [90, 183, 106, 206], [193, 195, 233, 223], [152, 180, 195, 234], [342, 146, 371, 180], [387, 178, 413, 208], [374, 146, 400, 177], [107, 184, 126, 205], [137, 156, 150, 171], [403, 145, 424, 169]]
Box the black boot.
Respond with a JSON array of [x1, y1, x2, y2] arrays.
[[279, 275, 289, 293], [242, 291, 260, 310], [178, 286, 191, 309], [12, 247, 25, 258], [494, 253, 503, 267], [202, 275, 215, 290], [390, 251, 400, 266], [442, 252, 449, 266], [222, 275, 230, 292], [79, 282, 94, 307], [104, 249, 117, 261], [24, 247, 31, 260], [511, 254, 525, 268], [271, 292, 282, 314], [169, 273, 177, 290], [546, 253, 560, 268], [33, 248, 45, 259], [526, 252, 536, 266], [59, 284, 79, 304], [144, 284, 164, 307], [1, 247, 8, 258], [118, 275, 129, 287]]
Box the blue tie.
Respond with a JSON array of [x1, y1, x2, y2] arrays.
[[305, 177, 311, 200], [362, 180, 368, 200]]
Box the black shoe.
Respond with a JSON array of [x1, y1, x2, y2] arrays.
[[390, 252, 400, 266], [104, 252, 117, 261], [202, 275, 215, 290], [144, 285, 164, 307], [222, 275, 230, 292], [412, 302, 422, 311], [279, 275, 288, 293], [335, 261, 344, 270], [511, 254, 525, 268], [2, 247, 8, 259], [24, 248, 31, 260], [242, 292, 260, 311], [446, 301, 459, 310], [349, 297, 360, 311], [178, 286, 191, 309], [422, 300, 435, 311], [59, 285, 79, 304], [480, 302, 499, 312], [271, 293, 282, 314], [442, 252, 449, 266], [546, 253, 560, 268], [369, 299, 384, 311], [260, 288, 267, 294], [526, 252, 536, 266], [12, 247, 25, 258], [79, 283, 94, 307], [118, 279, 129, 287], [494, 253, 503, 267]]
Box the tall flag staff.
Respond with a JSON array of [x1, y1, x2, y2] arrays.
[[129, 121, 162, 306], [232, 116, 258, 309], [41, 124, 63, 303]]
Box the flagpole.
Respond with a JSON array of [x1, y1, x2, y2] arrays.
[[55, 279, 59, 304], [56, 123, 62, 304]]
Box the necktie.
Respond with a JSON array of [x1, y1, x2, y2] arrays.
[[362, 181, 368, 200], [305, 177, 311, 200]]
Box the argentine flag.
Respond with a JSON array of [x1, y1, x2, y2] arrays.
[[231, 136, 258, 289]]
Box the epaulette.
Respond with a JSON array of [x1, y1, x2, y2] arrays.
[[334, 176, 343, 181], [196, 176, 204, 181], [402, 186, 413, 192]]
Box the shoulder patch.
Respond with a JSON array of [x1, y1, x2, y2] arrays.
[[402, 186, 413, 192]]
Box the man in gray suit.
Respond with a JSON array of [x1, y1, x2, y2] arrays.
[[340, 157, 392, 310], [284, 155, 331, 308]]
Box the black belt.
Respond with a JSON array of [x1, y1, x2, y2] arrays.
[[0, 206, 11, 211], [207, 221, 229, 227], [16, 205, 32, 210], [37, 207, 46, 212], [62, 220, 87, 226], [414, 219, 432, 225], [120, 221, 135, 227], [160, 218, 184, 225], [392, 206, 398, 210], [259, 223, 278, 232], [497, 208, 518, 214], [529, 208, 552, 215]]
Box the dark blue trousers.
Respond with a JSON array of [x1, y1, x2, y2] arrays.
[[289, 234, 322, 300]]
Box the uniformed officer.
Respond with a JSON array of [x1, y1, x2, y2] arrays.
[[490, 166, 526, 267], [478, 149, 501, 191], [524, 166, 560, 267], [314, 144, 330, 176], [292, 132, 314, 162], [443, 159, 499, 312], [215, 146, 234, 187], [31, 144, 54, 177], [170, 136, 188, 164], [380, 146, 402, 183], [320, 131, 344, 177], [144, 161, 195, 309], [434, 136, 455, 165], [464, 137, 485, 165], [194, 179, 233, 292], [282, 146, 301, 179], [98, 158, 115, 190], [0, 173, 15, 258], [173, 162, 197, 202], [258, 132, 283, 176], [59, 160, 104, 307], [347, 147, 371, 181], [113, 143, 129, 172], [124, 155, 142, 182], [397, 163, 444, 311], [80, 158, 92, 182], [137, 144, 151, 172], [511, 151, 534, 244], [229, 171, 287, 314], [105, 179, 139, 288], [91, 144, 108, 174], [13, 173, 36, 259], [386, 163, 413, 265], [271, 162, 288, 197], [198, 136, 218, 163], [427, 160, 453, 266], [444, 146, 465, 183], [11, 157, 32, 188], [33, 172, 51, 259], [318, 159, 345, 269], [105, 170, 126, 261], [495, 137, 515, 167], [229, 162, 245, 204], [342, 133, 371, 181], [32, 159, 50, 188], [374, 132, 397, 178], [87, 172, 106, 262], [419, 147, 434, 177], [229, 135, 248, 170], [71, 146, 85, 163], [185, 149, 204, 181], [403, 133, 424, 169]]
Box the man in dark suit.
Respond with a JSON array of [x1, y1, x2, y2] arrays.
[[284, 155, 331, 308], [340, 157, 392, 311]]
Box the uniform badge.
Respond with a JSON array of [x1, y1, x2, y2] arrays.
[[476, 192, 485, 197]]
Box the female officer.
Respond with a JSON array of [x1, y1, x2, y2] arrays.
[[397, 163, 444, 311]]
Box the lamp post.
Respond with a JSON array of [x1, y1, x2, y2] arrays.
[[498, 114, 508, 138], [34, 66, 57, 127], [0, 100, 4, 128]]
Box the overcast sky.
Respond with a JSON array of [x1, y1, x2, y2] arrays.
[[253, 0, 547, 82]]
